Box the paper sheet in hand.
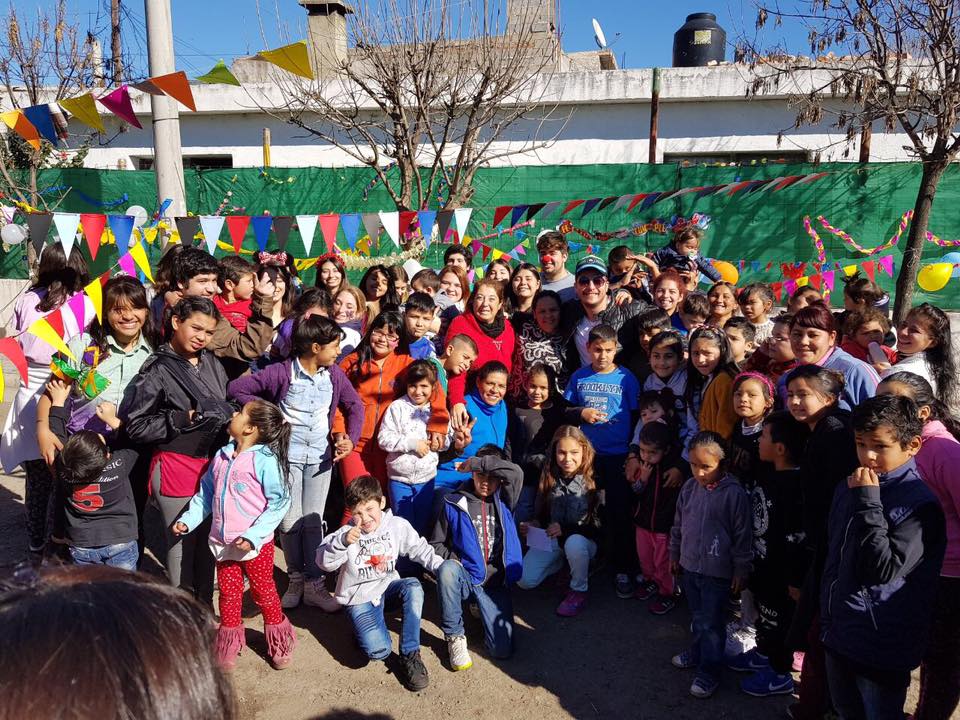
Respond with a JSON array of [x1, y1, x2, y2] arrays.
[[526, 526, 559, 552]]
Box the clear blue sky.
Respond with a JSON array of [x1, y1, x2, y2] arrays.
[[20, 0, 808, 78]]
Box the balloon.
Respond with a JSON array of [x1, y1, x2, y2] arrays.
[[917, 263, 952, 292], [1, 224, 27, 245], [711, 260, 739, 285], [125, 205, 148, 228], [940, 251, 960, 278]]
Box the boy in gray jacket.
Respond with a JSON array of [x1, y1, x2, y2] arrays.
[[317, 475, 443, 691], [669, 431, 753, 699]]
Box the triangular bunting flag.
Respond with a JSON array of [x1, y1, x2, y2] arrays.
[[22, 104, 59, 146], [128, 242, 155, 283], [175, 216, 200, 244], [417, 210, 437, 246], [258, 41, 314, 80], [340, 213, 362, 251], [538, 201, 563, 221], [98, 86, 142, 129], [28, 314, 75, 360], [784, 280, 798, 296], [25, 212, 53, 255], [272, 216, 294, 250], [862, 260, 876, 282], [53, 212, 81, 259], [771, 282, 783, 302], [379, 211, 400, 248], [0, 110, 40, 150], [197, 60, 241, 86], [59, 94, 105, 132], [199, 216, 225, 254], [118, 251, 136, 277], [612, 194, 633, 212], [295, 215, 318, 255], [66, 293, 87, 331], [809, 274, 822, 290], [398, 211, 417, 240], [361, 213, 381, 245], [250, 216, 273, 252], [436, 210, 454, 243], [878, 255, 894, 277], [525, 204, 546, 221], [225, 215, 251, 254], [626, 194, 647, 213], [772, 176, 802, 192], [0, 336, 27, 383], [561, 200, 585, 215], [318, 214, 340, 253], [596, 196, 618, 213], [822, 270, 836, 291], [453, 208, 472, 242], [509, 206, 528, 227], [132, 79, 164, 95], [581, 198, 602, 218], [84, 275, 106, 323], [493, 206, 511, 227], [751, 261, 760, 273], [106, 214, 133, 252], [149, 71, 197, 111]]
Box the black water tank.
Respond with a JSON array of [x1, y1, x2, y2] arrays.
[[672, 13, 726, 67]]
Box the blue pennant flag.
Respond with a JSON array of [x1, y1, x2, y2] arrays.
[[107, 213, 134, 248], [250, 216, 273, 251], [510, 205, 529, 227], [340, 213, 362, 251], [417, 210, 437, 246]]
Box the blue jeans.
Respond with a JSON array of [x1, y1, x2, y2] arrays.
[[69, 540, 138, 571], [682, 571, 730, 682], [517, 534, 597, 592], [436, 559, 513, 659], [389, 479, 435, 537], [825, 652, 910, 720], [279, 456, 332, 579], [344, 577, 424, 659]]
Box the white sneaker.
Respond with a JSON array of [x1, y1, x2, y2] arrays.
[[725, 620, 757, 658], [281, 573, 304, 609], [303, 577, 341, 612], [446, 634, 472, 671]]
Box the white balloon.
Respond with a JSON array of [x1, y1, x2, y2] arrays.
[[126, 205, 148, 228], [1, 224, 27, 245]]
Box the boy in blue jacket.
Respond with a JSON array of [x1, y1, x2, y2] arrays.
[[430, 446, 523, 672], [820, 395, 945, 720]]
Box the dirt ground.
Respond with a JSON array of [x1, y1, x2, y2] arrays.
[[0, 466, 932, 720]]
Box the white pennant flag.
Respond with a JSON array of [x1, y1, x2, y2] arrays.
[[453, 208, 473, 242], [379, 211, 399, 248], [52, 212, 81, 260], [199, 216, 225, 255], [0, 205, 15, 223], [296, 215, 318, 256]]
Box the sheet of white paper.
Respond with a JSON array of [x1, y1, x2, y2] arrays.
[[526, 525, 559, 552]]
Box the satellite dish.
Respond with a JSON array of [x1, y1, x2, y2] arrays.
[[592, 18, 607, 49]]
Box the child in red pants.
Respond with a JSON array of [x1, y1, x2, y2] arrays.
[[176, 399, 296, 670]]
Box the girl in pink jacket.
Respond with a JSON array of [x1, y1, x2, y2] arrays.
[[176, 399, 294, 671]]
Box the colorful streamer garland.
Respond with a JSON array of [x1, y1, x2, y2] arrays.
[[805, 210, 960, 262]]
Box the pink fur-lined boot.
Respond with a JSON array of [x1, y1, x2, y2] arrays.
[[215, 624, 246, 671], [265, 616, 297, 670]]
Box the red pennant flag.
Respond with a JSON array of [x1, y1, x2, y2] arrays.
[[318, 213, 340, 253], [862, 260, 876, 282], [626, 194, 647, 213], [813, 262, 823, 273], [771, 282, 783, 303], [561, 200, 585, 215], [45, 308, 66, 339], [79, 213, 106, 261], [398, 210, 417, 239], [492, 206, 511, 227], [481, 245, 492, 261], [225, 215, 251, 254], [809, 274, 822, 290], [766, 261, 774, 271], [0, 336, 28, 383]]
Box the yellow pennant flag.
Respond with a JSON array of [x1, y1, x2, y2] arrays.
[[27, 317, 75, 360], [258, 41, 314, 80], [0, 110, 41, 150], [796, 276, 809, 287], [59, 93, 106, 132], [84, 276, 105, 323], [843, 264, 858, 276], [128, 242, 155, 283]]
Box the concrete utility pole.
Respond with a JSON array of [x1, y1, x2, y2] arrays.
[[144, 0, 186, 217], [111, 0, 123, 85]]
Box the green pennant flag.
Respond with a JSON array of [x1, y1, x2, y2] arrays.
[[196, 60, 241, 86]]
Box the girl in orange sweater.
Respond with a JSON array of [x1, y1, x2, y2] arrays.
[[685, 326, 739, 442]]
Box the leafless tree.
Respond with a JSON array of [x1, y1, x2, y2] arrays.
[[254, 0, 568, 214], [738, 0, 960, 323]]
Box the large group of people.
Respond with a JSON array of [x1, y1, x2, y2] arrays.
[[1, 224, 957, 720]]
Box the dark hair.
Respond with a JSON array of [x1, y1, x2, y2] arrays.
[[688, 430, 727, 462], [786, 364, 845, 403], [359, 265, 397, 306], [165, 296, 220, 339], [444, 244, 473, 266], [257, 263, 295, 318], [174, 247, 220, 291], [291, 286, 333, 318], [686, 326, 739, 405], [773, 311, 794, 328], [525, 361, 559, 400], [790, 301, 837, 334], [405, 291, 436, 316], [843, 306, 890, 336], [673, 227, 703, 249], [32, 242, 90, 312], [681, 292, 710, 318], [153, 242, 185, 295], [292, 315, 343, 357], [405, 359, 438, 388], [243, 399, 292, 483], [93, 275, 156, 355], [467, 278, 506, 322], [411, 268, 441, 292], [448, 333, 479, 355], [587, 323, 618, 346], [349, 311, 407, 377], [386, 265, 409, 296], [344, 474, 383, 508], [843, 271, 884, 306], [536, 230, 567, 254], [724, 315, 757, 344], [218, 256, 255, 289], [55, 430, 109, 484], [532, 289, 562, 313], [0, 566, 236, 720], [637, 308, 671, 334], [638, 389, 679, 438], [476, 444, 507, 460], [315, 253, 347, 295], [762, 410, 810, 464], [790, 285, 822, 303], [638, 421, 675, 452], [905, 303, 957, 406], [739, 282, 775, 307], [438, 265, 471, 301], [485, 258, 512, 279], [476, 360, 509, 383], [506, 262, 542, 314], [607, 245, 633, 265], [852, 394, 924, 448], [879, 371, 960, 441], [648, 330, 685, 362]]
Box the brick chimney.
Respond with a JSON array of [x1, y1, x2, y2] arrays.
[[298, 1, 353, 77]]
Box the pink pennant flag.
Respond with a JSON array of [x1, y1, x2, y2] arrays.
[[97, 86, 142, 129], [318, 214, 340, 253], [66, 293, 87, 331], [784, 280, 798, 296], [118, 252, 136, 277], [878, 255, 894, 278], [822, 270, 836, 290]]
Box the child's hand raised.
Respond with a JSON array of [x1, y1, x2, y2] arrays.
[[254, 273, 276, 298], [46, 378, 72, 406], [345, 523, 362, 546], [96, 401, 121, 430], [233, 537, 254, 553], [847, 467, 880, 489], [172, 522, 189, 536]]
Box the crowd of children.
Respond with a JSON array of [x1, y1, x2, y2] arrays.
[[4, 224, 959, 719]]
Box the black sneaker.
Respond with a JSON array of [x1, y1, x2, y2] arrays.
[[401, 650, 429, 691]]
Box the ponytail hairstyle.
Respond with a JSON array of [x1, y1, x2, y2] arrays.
[[244, 400, 291, 485], [539, 425, 598, 514], [785, 364, 846, 405], [688, 430, 728, 468], [685, 325, 739, 407], [879, 371, 960, 441], [903, 303, 957, 407]]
